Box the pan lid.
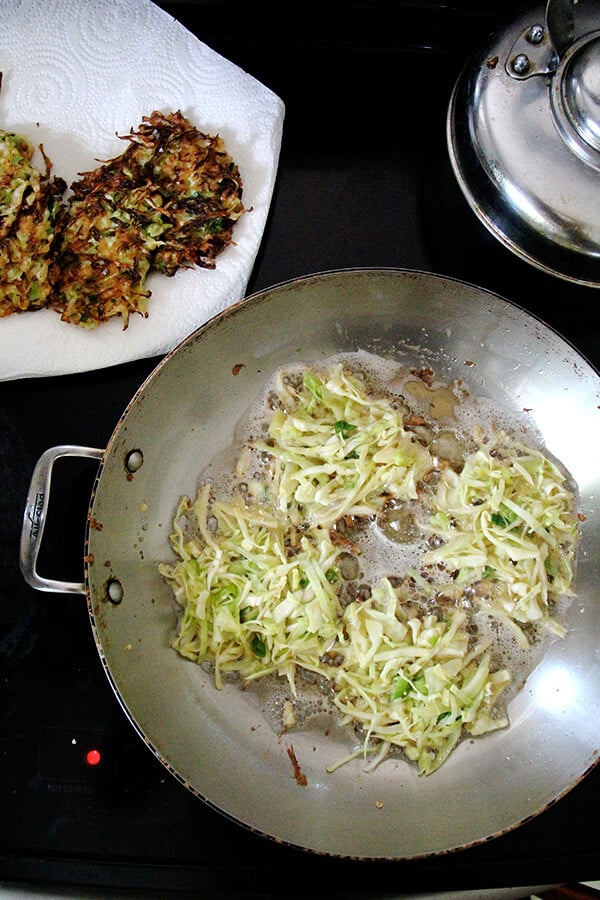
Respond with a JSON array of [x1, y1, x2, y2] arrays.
[[447, 0, 600, 287]]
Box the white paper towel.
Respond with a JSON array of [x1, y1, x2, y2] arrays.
[[0, 0, 284, 381]]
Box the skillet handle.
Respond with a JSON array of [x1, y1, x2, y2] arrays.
[[20, 444, 104, 595]]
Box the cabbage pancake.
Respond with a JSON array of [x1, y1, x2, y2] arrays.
[[52, 110, 246, 328], [0, 130, 65, 317]]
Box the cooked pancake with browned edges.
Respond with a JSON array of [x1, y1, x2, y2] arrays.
[[51, 110, 246, 328], [0, 130, 65, 317]]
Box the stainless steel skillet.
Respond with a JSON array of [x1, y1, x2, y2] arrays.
[[20, 268, 600, 860]]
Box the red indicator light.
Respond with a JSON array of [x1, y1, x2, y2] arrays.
[[86, 748, 102, 767]]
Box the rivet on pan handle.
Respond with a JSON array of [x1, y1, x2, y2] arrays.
[[20, 444, 104, 595]]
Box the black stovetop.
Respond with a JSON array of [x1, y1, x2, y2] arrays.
[[1, 2, 599, 895]]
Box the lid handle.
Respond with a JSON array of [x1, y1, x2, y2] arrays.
[[546, 0, 575, 59], [506, 0, 599, 80]]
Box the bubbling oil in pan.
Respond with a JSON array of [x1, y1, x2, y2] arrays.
[[170, 350, 579, 771]]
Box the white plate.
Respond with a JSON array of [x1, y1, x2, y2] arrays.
[[0, 0, 284, 381]]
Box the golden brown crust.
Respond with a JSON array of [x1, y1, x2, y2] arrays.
[[0, 131, 66, 317], [51, 110, 246, 328], [0, 110, 246, 328]]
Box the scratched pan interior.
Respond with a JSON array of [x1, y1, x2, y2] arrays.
[[84, 268, 600, 860]]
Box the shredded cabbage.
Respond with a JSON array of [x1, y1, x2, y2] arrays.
[[262, 365, 433, 525], [159, 361, 579, 776], [424, 433, 579, 646]]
